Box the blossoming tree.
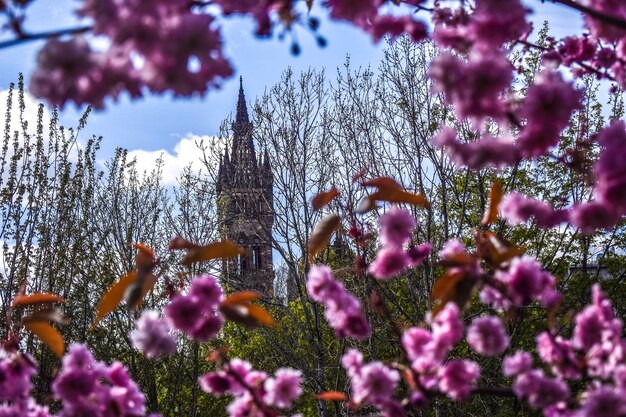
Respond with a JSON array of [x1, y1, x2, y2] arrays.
[[2, 0, 626, 416]]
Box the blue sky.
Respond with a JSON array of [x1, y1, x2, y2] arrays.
[[0, 1, 585, 177]]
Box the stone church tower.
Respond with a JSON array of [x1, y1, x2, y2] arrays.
[[216, 78, 275, 295]]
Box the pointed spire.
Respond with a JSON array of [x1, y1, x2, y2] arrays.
[[263, 147, 271, 171], [236, 76, 249, 125]]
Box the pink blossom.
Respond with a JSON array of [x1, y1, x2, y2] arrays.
[[438, 359, 480, 401], [558, 36, 597, 65], [578, 387, 626, 417], [164, 275, 225, 342], [263, 368, 303, 408], [307, 265, 371, 339], [518, 71, 582, 157], [130, 310, 176, 359], [583, 0, 626, 41], [378, 206, 416, 247], [493, 256, 556, 307], [467, 316, 510, 356], [368, 247, 412, 280], [593, 121, 626, 215], [350, 361, 400, 406], [513, 369, 569, 409], [500, 192, 569, 229], [432, 128, 519, 170], [469, 0, 530, 47], [430, 50, 513, 120], [503, 351, 533, 377], [430, 302, 464, 349], [536, 332, 582, 379]]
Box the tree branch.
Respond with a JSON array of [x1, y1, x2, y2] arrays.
[[0, 25, 92, 49], [546, 0, 626, 30]]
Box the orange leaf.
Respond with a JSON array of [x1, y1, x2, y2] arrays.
[[361, 176, 402, 190], [133, 243, 158, 272], [22, 307, 68, 325], [315, 391, 347, 402], [91, 271, 137, 329], [219, 301, 275, 328], [12, 292, 63, 307], [181, 240, 246, 266], [370, 188, 431, 209], [222, 290, 262, 306], [24, 321, 65, 358], [308, 214, 341, 260], [311, 186, 340, 211], [481, 180, 503, 226], [246, 305, 276, 327]]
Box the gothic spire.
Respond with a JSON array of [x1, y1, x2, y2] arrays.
[[235, 76, 249, 125], [231, 76, 255, 163]]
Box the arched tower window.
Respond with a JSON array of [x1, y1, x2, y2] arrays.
[[253, 238, 261, 269], [238, 237, 248, 275]]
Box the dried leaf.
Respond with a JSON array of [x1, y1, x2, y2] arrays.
[[315, 391, 347, 402], [91, 271, 137, 329], [12, 293, 63, 307], [22, 307, 68, 325], [308, 214, 341, 260], [431, 271, 465, 301], [220, 303, 276, 328], [355, 196, 376, 214], [311, 186, 340, 211], [181, 240, 246, 266], [361, 176, 402, 190], [369, 188, 431, 209], [207, 346, 229, 363], [24, 321, 64, 358], [431, 273, 478, 317], [475, 231, 524, 267], [222, 291, 262, 306], [352, 167, 368, 183], [125, 273, 158, 310], [168, 236, 200, 250], [481, 180, 503, 226], [436, 252, 476, 268]]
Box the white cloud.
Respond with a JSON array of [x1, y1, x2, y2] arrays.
[[126, 133, 227, 185]]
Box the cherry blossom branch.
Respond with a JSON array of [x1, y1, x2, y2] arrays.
[[547, 0, 626, 30], [0, 25, 92, 49]]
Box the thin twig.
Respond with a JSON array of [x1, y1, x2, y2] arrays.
[[0, 25, 92, 49]]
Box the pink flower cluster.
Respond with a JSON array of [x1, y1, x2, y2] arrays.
[[324, 0, 427, 44], [341, 349, 405, 416], [31, 0, 232, 107], [502, 121, 626, 234], [401, 303, 480, 402], [0, 343, 159, 417], [501, 285, 626, 416], [306, 265, 371, 339], [368, 206, 431, 280], [165, 274, 224, 342], [199, 358, 303, 416], [480, 256, 558, 310], [467, 315, 509, 356], [130, 309, 176, 359]]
